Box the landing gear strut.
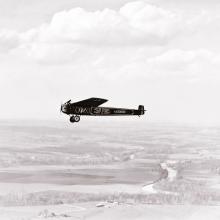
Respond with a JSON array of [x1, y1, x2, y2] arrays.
[[70, 115, 80, 123]]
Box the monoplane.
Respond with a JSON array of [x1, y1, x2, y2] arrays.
[[60, 97, 145, 123]]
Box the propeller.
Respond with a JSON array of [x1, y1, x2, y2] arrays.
[[60, 101, 63, 114]]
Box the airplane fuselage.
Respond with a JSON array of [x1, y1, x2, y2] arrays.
[[62, 106, 143, 116]]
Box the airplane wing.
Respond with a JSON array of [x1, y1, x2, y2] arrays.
[[72, 98, 108, 107]]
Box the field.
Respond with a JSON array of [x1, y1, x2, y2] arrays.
[[0, 119, 220, 219]]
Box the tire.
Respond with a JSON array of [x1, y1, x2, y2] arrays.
[[74, 115, 80, 122], [70, 116, 75, 123]]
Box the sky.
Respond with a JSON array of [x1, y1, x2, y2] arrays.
[[1, 0, 220, 125]]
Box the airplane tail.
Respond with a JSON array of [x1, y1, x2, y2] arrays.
[[138, 105, 145, 115]]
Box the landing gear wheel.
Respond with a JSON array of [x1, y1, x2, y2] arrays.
[[74, 115, 80, 122], [70, 116, 75, 123]]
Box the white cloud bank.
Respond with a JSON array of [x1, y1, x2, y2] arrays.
[[116, 48, 220, 83], [1, 1, 219, 83], [33, 2, 179, 43], [36, 1, 181, 46], [0, 1, 212, 57], [22, 1, 185, 63]]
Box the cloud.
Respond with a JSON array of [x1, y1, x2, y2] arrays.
[[118, 48, 220, 82], [146, 49, 214, 73], [0, 29, 20, 52], [29, 1, 182, 46], [18, 1, 199, 62], [0, 1, 218, 66]]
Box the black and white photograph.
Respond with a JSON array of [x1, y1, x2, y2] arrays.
[[0, 0, 220, 219]]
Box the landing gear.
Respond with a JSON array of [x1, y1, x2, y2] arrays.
[[70, 116, 75, 123], [70, 115, 80, 123], [74, 115, 80, 122]]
